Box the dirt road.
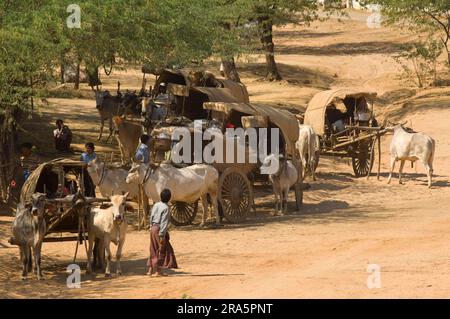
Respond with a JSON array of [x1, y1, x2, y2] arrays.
[[1, 11, 450, 298]]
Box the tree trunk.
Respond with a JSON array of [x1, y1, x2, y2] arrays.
[[221, 57, 241, 83], [259, 17, 282, 81], [87, 65, 102, 91], [60, 63, 65, 84], [74, 61, 81, 90], [0, 108, 19, 203]]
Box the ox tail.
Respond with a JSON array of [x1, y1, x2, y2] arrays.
[[304, 135, 310, 171]]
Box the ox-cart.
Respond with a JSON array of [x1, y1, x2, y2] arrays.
[[15, 159, 108, 261], [150, 101, 303, 226], [304, 89, 386, 178]]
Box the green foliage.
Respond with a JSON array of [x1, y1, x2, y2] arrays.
[[365, 0, 450, 65], [394, 40, 443, 87]]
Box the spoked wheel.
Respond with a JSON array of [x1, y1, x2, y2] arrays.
[[352, 141, 374, 177], [218, 167, 253, 223], [170, 200, 198, 226]]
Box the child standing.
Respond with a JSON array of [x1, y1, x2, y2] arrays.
[[80, 142, 97, 164], [80, 142, 97, 196], [147, 189, 178, 276]]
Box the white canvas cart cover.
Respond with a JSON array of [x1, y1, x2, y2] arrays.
[[304, 88, 377, 136]]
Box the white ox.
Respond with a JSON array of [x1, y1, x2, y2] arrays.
[[87, 193, 131, 277], [126, 163, 220, 226], [296, 124, 320, 181], [387, 124, 435, 188], [261, 154, 298, 215]]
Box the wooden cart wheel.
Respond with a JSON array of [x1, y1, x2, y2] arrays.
[[352, 141, 374, 177], [170, 200, 198, 226], [218, 167, 253, 223]]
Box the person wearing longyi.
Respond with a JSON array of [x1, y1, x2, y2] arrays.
[[146, 189, 178, 276]]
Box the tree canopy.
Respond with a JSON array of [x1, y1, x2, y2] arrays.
[[366, 0, 450, 65]]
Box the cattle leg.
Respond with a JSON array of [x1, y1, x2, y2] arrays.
[[104, 237, 112, 277], [142, 193, 150, 229], [93, 238, 105, 270], [98, 118, 105, 141], [116, 229, 126, 275], [399, 160, 405, 185], [33, 243, 43, 280], [209, 191, 221, 226], [20, 245, 29, 280], [86, 233, 95, 273], [27, 246, 32, 273], [118, 143, 126, 165], [282, 188, 288, 215], [105, 118, 113, 143], [424, 162, 433, 188], [200, 194, 208, 227], [273, 187, 280, 216], [387, 157, 396, 184], [310, 159, 316, 181]]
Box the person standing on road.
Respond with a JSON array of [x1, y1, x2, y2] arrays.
[[146, 188, 178, 276]]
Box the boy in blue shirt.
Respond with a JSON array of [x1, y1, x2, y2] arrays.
[[81, 142, 97, 197], [135, 134, 150, 163], [81, 142, 97, 164]]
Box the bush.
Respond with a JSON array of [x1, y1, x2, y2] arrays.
[[394, 40, 443, 88]]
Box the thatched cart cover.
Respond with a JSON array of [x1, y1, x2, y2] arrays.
[[153, 69, 250, 102], [20, 158, 86, 204], [241, 115, 269, 129], [203, 102, 299, 156], [215, 79, 250, 103], [304, 88, 377, 136], [191, 87, 241, 103]]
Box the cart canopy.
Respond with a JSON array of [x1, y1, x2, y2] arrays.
[[304, 88, 377, 136], [152, 69, 249, 120], [20, 158, 86, 204], [153, 69, 249, 102], [203, 102, 299, 156]]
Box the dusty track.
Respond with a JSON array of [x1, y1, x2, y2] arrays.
[[1, 11, 450, 298]]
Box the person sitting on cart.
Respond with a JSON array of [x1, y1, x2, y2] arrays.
[[135, 134, 151, 164], [325, 103, 345, 132], [53, 119, 72, 152], [146, 188, 178, 276]]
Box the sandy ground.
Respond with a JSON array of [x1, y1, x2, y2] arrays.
[[1, 11, 450, 298]]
